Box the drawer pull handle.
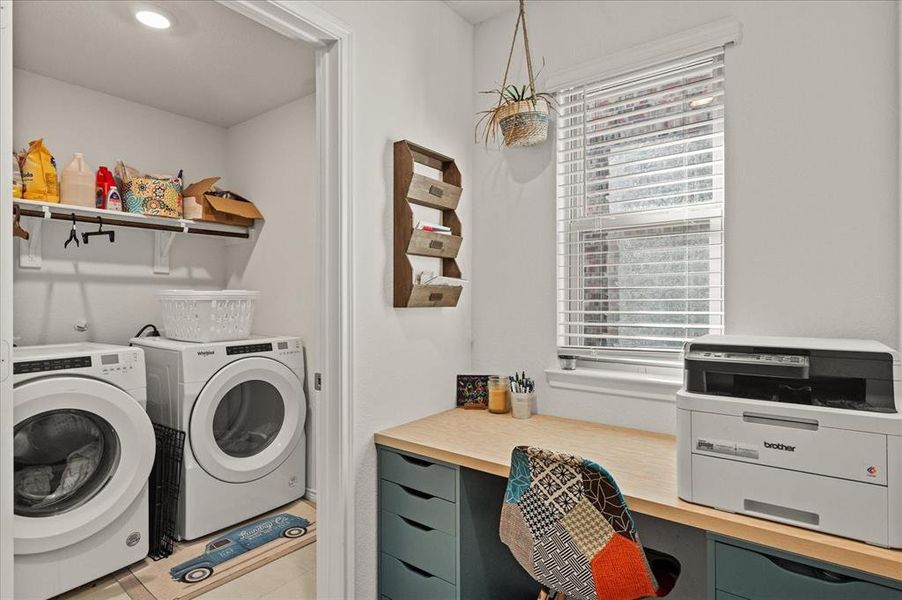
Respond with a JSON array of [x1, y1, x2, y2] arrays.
[[398, 559, 435, 579], [765, 555, 853, 584], [399, 454, 433, 468], [400, 515, 434, 532], [399, 484, 435, 500], [428, 185, 444, 197]]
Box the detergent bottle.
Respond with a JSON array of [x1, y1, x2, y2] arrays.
[[104, 169, 122, 211], [60, 153, 95, 207], [96, 166, 111, 209]]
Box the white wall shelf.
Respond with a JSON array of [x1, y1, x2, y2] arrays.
[[13, 199, 255, 273], [13, 199, 252, 238]]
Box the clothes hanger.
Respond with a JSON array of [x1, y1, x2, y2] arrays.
[[82, 215, 114, 244], [64, 213, 79, 248], [12, 205, 29, 240]]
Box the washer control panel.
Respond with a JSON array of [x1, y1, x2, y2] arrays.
[[13, 347, 144, 388], [277, 339, 302, 357], [14, 355, 91, 375], [100, 350, 140, 376]]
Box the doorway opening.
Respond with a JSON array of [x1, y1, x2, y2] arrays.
[[0, 1, 353, 598]]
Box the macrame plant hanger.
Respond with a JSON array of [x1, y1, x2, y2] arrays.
[[495, 0, 538, 115], [483, 0, 550, 147]]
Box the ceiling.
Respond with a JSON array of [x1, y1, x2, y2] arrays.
[[13, 1, 316, 128], [446, 0, 516, 25]]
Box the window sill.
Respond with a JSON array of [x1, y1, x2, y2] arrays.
[[545, 367, 682, 403]]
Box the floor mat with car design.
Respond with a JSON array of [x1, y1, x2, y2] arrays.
[[113, 499, 316, 600]]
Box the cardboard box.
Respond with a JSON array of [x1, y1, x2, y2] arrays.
[[182, 177, 263, 227]]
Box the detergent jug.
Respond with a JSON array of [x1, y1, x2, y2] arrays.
[[60, 153, 94, 207]]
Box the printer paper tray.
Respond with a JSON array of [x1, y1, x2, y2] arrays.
[[691, 454, 890, 547]]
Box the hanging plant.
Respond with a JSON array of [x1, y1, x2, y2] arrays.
[[476, 0, 556, 148]]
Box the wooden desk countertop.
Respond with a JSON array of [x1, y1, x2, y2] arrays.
[[375, 408, 902, 582]]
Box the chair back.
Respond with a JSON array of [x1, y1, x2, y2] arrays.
[[500, 446, 659, 600]]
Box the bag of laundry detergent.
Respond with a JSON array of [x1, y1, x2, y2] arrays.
[[12, 153, 23, 198], [21, 138, 59, 202]]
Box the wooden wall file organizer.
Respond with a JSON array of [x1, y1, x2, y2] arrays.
[[393, 140, 464, 308]]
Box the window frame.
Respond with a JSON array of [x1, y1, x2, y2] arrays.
[[547, 20, 740, 371]]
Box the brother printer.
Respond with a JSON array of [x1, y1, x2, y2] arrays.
[[676, 334, 902, 548]]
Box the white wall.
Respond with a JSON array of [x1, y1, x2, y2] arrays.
[[472, 1, 899, 434], [13, 69, 230, 345], [225, 93, 319, 495], [312, 1, 474, 596]]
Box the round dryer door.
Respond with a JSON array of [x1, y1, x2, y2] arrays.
[[13, 376, 155, 555], [189, 357, 305, 483]]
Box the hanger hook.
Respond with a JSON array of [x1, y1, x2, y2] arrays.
[[65, 213, 80, 248], [82, 214, 114, 244]]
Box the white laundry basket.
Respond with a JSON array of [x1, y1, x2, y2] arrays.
[[157, 290, 259, 343]]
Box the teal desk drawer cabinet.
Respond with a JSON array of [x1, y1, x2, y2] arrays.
[[377, 446, 536, 599], [709, 535, 902, 600]]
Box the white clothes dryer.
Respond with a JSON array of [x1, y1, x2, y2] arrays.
[[12, 343, 154, 600], [130, 336, 306, 540]]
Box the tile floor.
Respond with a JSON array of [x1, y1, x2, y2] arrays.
[[58, 542, 316, 600]]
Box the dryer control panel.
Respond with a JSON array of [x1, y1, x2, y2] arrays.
[[226, 342, 273, 355]]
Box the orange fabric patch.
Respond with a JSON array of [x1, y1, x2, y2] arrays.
[[589, 534, 658, 600]]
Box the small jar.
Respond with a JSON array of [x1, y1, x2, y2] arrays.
[[487, 375, 510, 414]]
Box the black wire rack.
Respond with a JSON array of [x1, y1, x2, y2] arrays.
[[149, 424, 185, 560]]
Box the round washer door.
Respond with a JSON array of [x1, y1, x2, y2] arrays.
[[189, 357, 305, 483], [13, 376, 155, 555]]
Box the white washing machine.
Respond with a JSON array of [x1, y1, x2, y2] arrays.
[[12, 343, 155, 600], [131, 336, 307, 540]]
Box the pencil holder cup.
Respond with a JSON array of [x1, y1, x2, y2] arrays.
[[511, 391, 535, 419]]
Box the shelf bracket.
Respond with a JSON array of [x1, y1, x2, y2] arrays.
[[18, 217, 42, 269], [153, 231, 177, 274]]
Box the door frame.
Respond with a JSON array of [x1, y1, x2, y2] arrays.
[[220, 2, 356, 598], [217, 3, 355, 597], [0, 1, 14, 597], [0, 1, 355, 598]]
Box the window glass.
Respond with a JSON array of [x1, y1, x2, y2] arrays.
[[557, 49, 725, 354]]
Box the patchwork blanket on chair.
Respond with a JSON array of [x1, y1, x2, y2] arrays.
[[500, 446, 659, 600]]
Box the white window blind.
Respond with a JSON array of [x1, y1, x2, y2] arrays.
[[556, 48, 725, 355]]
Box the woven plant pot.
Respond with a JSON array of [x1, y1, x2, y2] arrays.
[[498, 100, 549, 147]]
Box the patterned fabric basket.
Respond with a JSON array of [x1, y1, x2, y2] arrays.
[[499, 100, 549, 147], [157, 290, 258, 343], [122, 177, 183, 218]]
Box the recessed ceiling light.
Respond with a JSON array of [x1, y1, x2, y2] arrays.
[[135, 9, 171, 30]]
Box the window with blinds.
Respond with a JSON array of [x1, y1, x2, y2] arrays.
[[556, 49, 725, 356]]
